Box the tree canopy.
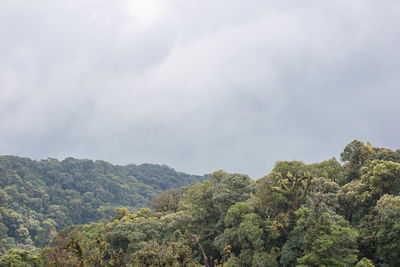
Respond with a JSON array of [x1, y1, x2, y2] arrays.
[[1, 140, 400, 266]]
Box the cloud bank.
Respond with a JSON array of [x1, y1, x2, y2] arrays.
[[1, 0, 400, 178]]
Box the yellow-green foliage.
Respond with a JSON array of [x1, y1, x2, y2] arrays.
[[2, 140, 400, 266]]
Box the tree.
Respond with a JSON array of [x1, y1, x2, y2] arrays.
[[0, 249, 43, 267], [217, 202, 253, 255], [282, 207, 358, 267], [359, 160, 400, 204], [340, 140, 374, 181], [181, 180, 219, 263], [0, 155, 207, 249], [309, 157, 346, 185], [212, 170, 256, 218], [151, 187, 187, 213], [130, 239, 195, 267], [307, 177, 340, 212], [106, 208, 162, 263], [373, 195, 400, 265], [238, 213, 265, 266], [257, 161, 314, 241], [258, 161, 314, 215], [355, 257, 375, 267], [337, 160, 400, 225]]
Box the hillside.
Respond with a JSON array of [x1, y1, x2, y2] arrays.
[[0, 156, 208, 248], [2, 140, 400, 266], [26, 140, 399, 267]]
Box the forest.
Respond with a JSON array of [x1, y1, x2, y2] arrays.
[[1, 140, 400, 266], [0, 157, 207, 250]]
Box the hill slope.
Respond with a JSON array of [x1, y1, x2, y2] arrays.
[[0, 156, 208, 248]]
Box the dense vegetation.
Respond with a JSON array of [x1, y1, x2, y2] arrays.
[[1, 140, 400, 266], [0, 156, 208, 250]]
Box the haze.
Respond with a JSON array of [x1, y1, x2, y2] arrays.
[[1, 0, 400, 178]]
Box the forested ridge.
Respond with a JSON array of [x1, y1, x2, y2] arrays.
[[0, 156, 208, 250], [1, 140, 400, 266]]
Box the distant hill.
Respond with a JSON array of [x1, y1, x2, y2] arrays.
[[0, 155, 208, 248]]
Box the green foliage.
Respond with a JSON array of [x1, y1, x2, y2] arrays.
[[337, 159, 400, 225], [0, 249, 43, 267], [180, 180, 220, 262], [222, 254, 241, 267], [41, 222, 107, 267], [341, 140, 373, 179], [307, 177, 340, 211], [130, 239, 195, 267], [256, 161, 315, 250], [340, 140, 400, 182], [2, 140, 400, 266], [212, 171, 256, 217], [106, 208, 161, 259], [359, 160, 400, 204], [183, 180, 219, 235], [258, 161, 314, 216], [252, 251, 278, 267], [373, 195, 400, 266], [0, 156, 207, 248], [238, 213, 265, 266], [309, 157, 346, 185], [224, 202, 252, 229], [216, 202, 252, 254], [355, 257, 375, 267], [293, 208, 359, 267], [151, 187, 187, 213], [337, 179, 365, 223], [238, 214, 264, 252]]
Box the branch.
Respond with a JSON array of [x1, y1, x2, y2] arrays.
[[192, 235, 210, 267]]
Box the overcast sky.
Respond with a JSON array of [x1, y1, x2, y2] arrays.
[[1, 1, 400, 178]]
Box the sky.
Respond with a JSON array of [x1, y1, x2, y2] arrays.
[[1, 0, 400, 178]]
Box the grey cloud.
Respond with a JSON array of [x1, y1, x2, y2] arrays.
[[1, 0, 400, 178]]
